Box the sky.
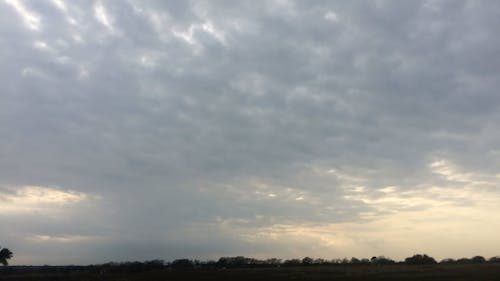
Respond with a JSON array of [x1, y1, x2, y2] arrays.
[[1, 0, 500, 265]]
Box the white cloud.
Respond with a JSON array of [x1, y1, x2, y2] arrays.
[[430, 159, 494, 186], [324, 11, 339, 22], [4, 0, 40, 30], [171, 20, 227, 53], [28, 234, 101, 244], [171, 24, 197, 45], [94, 1, 113, 30], [51, 0, 66, 12], [201, 21, 226, 45]]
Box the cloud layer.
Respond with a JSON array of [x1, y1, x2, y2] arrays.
[[1, 0, 500, 264]]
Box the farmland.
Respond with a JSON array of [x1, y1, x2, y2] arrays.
[[2, 263, 500, 281]]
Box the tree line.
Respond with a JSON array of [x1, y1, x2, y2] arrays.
[[164, 254, 500, 269], [2, 249, 500, 273], [46, 254, 500, 273]]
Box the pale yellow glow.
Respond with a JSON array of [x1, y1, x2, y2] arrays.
[[429, 159, 493, 186], [378, 186, 398, 193], [430, 160, 473, 182], [212, 159, 500, 260], [238, 192, 500, 260], [326, 168, 366, 184], [244, 181, 309, 203], [0, 185, 88, 214]]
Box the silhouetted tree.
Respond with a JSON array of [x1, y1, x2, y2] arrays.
[[471, 256, 486, 263], [349, 257, 361, 265], [265, 258, 282, 267], [215, 256, 263, 268], [440, 258, 456, 264], [171, 259, 194, 270], [0, 247, 12, 266], [283, 259, 301, 266], [371, 256, 395, 265], [302, 257, 313, 265], [359, 258, 371, 265], [404, 254, 437, 265], [144, 259, 165, 270], [340, 258, 350, 264], [456, 258, 471, 264], [489, 256, 500, 263], [314, 258, 327, 265]]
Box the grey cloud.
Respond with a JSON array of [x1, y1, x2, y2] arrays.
[[1, 0, 500, 264]]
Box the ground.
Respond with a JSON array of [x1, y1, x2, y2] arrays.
[[1, 264, 500, 281]]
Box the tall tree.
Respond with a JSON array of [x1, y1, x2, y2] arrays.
[[0, 247, 13, 266]]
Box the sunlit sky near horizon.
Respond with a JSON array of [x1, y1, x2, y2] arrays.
[[1, 0, 500, 265]]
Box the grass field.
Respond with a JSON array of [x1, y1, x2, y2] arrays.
[[2, 264, 500, 281]]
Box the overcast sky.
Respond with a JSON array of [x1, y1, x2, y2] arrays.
[[1, 0, 500, 265]]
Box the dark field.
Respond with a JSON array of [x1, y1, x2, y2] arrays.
[[2, 264, 500, 281]]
